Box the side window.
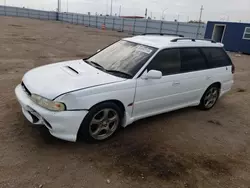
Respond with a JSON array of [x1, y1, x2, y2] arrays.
[[180, 48, 207, 73], [147, 49, 181, 76], [201, 47, 232, 68], [243, 27, 250, 40]]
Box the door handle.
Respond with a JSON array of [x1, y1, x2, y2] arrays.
[[172, 81, 180, 86]]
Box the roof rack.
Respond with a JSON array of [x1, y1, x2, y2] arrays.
[[142, 33, 184, 37], [171, 37, 217, 43], [171, 37, 196, 42], [199, 39, 216, 43]]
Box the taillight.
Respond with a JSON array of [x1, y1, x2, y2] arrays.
[[232, 63, 235, 74]]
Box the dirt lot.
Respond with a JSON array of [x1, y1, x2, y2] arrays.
[[0, 16, 250, 188]]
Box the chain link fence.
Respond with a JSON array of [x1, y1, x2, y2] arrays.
[[0, 5, 206, 38]]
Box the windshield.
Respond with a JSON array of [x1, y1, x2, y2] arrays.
[[87, 40, 157, 78]]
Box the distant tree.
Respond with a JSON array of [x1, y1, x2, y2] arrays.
[[188, 20, 205, 24]]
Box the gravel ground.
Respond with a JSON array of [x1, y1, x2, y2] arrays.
[[0, 16, 250, 188]]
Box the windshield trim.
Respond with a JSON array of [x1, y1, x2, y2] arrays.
[[133, 48, 160, 79]]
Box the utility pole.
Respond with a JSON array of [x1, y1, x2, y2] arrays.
[[161, 8, 168, 20], [196, 5, 204, 39], [67, 0, 68, 13], [4, 0, 6, 6], [110, 0, 113, 16], [106, 0, 108, 15], [145, 8, 147, 18], [57, 0, 61, 12], [119, 5, 121, 17], [177, 14, 180, 21]]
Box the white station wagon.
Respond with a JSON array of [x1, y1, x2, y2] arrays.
[[15, 34, 234, 142]]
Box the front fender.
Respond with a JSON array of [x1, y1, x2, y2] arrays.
[[56, 80, 136, 116]]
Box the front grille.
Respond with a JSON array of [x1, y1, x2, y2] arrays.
[[21, 82, 31, 96]]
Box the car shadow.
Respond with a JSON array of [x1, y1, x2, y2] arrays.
[[33, 106, 198, 146]]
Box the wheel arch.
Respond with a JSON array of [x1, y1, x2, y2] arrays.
[[76, 99, 126, 141], [89, 99, 126, 114], [202, 82, 222, 100], [198, 82, 221, 110], [210, 82, 221, 89]]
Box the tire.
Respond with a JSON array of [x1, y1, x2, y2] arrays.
[[199, 84, 220, 110], [78, 102, 123, 142]]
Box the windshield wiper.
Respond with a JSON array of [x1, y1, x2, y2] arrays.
[[84, 59, 132, 78], [84, 59, 105, 70], [106, 70, 133, 78]]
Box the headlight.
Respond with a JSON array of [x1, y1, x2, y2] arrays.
[[31, 94, 66, 111]]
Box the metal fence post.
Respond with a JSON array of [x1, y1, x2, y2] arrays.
[[77, 14, 79, 24], [72, 13, 73, 24], [89, 14, 90, 26], [160, 21, 163, 33], [176, 22, 180, 34], [133, 19, 136, 35], [82, 14, 84, 25], [121, 18, 124, 32], [196, 23, 201, 39], [96, 15, 98, 28], [104, 16, 106, 27], [145, 19, 149, 33], [112, 17, 115, 30]]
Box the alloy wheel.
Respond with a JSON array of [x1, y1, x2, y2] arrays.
[[89, 108, 119, 140]]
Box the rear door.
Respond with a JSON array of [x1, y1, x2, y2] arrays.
[[176, 47, 211, 104], [201, 47, 234, 94]]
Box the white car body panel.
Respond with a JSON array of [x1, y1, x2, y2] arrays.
[[15, 84, 87, 142], [15, 35, 234, 142], [23, 60, 125, 100]]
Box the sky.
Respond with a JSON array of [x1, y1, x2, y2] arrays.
[[1, 0, 250, 22]]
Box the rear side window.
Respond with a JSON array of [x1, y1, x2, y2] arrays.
[[180, 48, 207, 72], [147, 49, 181, 76], [201, 47, 232, 68]]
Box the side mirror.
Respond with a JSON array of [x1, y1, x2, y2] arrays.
[[141, 70, 162, 79], [97, 49, 101, 52]]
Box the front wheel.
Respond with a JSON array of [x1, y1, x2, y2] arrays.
[[199, 85, 220, 110], [78, 102, 123, 142]]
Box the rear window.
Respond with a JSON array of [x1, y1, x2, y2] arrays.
[[201, 47, 232, 68]]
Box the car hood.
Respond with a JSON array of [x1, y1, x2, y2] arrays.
[[22, 59, 125, 100]]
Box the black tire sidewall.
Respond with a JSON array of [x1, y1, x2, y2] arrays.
[[78, 102, 123, 142], [200, 85, 220, 110]]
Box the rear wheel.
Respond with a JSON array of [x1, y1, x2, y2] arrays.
[[199, 85, 220, 110], [78, 102, 123, 142]]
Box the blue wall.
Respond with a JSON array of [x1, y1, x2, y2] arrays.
[[205, 21, 250, 54]]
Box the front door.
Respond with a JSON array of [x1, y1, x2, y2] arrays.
[[132, 47, 210, 120], [133, 48, 183, 119]]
